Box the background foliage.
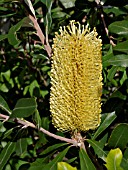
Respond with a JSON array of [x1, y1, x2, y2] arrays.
[[0, 0, 128, 169]]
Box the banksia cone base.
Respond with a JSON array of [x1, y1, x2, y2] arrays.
[[50, 21, 102, 132]]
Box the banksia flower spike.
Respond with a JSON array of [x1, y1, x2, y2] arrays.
[[50, 21, 102, 132]]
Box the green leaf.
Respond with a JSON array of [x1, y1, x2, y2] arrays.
[[0, 95, 11, 115], [29, 157, 49, 170], [120, 70, 127, 85], [10, 98, 37, 118], [2, 127, 16, 139], [107, 66, 118, 81], [108, 123, 128, 150], [103, 55, 128, 67], [29, 80, 39, 97], [8, 17, 28, 46], [42, 146, 71, 170], [79, 148, 96, 170], [0, 34, 8, 41], [114, 40, 128, 54], [105, 148, 124, 170], [110, 91, 127, 100], [34, 110, 41, 129], [59, 0, 76, 8], [92, 111, 117, 140], [86, 139, 107, 161], [121, 158, 128, 170], [16, 138, 27, 156], [40, 143, 68, 155], [108, 20, 128, 38], [58, 162, 77, 170], [0, 142, 15, 170]]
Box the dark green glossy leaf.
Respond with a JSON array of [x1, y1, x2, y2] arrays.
[[29, 157, 49, 170], [86, 139, 107, 161], [102, 53, 114, 67], [8, 17, 28, 46], [107, 66, 118, 81], [103, 55, 128, 67], [79, 148, 96, 170], [120, 70, 127, 85], [58, 162, 77, 170], [105, 148, 123, 170], [121, 158, 128, 170], [42, 146, 71, 170], [0, 95, 11, 115], [92, 111, 116, 140], [40, 143, 68, 155], [110, 91, 127, 100], [0, 142, 15, 170], [16, 138, 27, 156], [114, 40, 128, 54], [103, 7, 127, 17], [108, 123, 128, 150], [10, 98, 37, 118], [108, 20, 128, 37]]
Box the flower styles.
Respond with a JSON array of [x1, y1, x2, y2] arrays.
[[50, 21, 102, 132]]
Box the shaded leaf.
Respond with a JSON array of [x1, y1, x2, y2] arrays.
[[114, 40, 128, 54], [103, 55, 128, 67], [58, 162, 77, 170], [121, 158, 128, 170], [0, 142, 15, 170], [10, 98, 37, 118], [42, 146, 71, 170], [0, 95, 11, 115], [87, 139, 107, 161], [16, 138, 27, 156], [92, 111, 117, 140], [40, 143, 68, 155], [8, 17, 28, 46], [108, 20, 128, 37], [105, 148, 123, 170], [29, 157, 49, 170], [0, 34, 8, 41], [107, 66, 118, 81], [108, 123, 128, 150], [79, 148, 96, 170], [110, 91, 127, 100]]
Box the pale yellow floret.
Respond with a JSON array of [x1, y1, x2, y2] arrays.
[[50, 21, 102, 132]]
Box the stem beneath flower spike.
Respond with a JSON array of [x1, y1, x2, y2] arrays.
[[0, 113, 86, 149]]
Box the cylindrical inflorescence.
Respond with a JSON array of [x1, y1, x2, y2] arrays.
[[50, 21, 102, 132]]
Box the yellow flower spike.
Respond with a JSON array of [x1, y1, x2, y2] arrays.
[[50, 21, 102, 132]]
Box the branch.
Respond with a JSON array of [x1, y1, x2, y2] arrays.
[[28, 14, 52, 57], [95, 0, 116, 47], [0, 113, 81, 147]]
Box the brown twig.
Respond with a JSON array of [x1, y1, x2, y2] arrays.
[[0, 113, 86, 149], [28, 14, 52, 57], [95, 0, 116, 47]]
